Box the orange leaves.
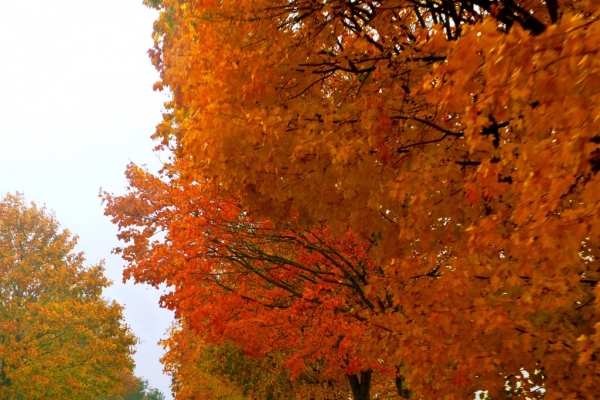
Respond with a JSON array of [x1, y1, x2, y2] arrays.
[[464, 184, 479, 205], [105, 159, 387, 388], [128, 0, 600, 398], [152, 81, 164, 91], [452, 370, 470, 388]]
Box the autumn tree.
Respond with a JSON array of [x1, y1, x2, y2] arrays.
[[104, 158, 413, 399], [160, 322, 248, 400], [0, 193, 137, 400], [136, 0, 600, 397], [161, 319, 359, 399], [101, 371, 166, 400]]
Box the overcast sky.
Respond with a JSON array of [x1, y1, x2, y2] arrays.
[[0, 1, 174, 397]]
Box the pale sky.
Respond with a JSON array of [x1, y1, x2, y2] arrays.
[[0, 1, 174, 397]]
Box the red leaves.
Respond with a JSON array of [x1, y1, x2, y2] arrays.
[[452, 371, 469, 388], [104, 159, 383, 387]]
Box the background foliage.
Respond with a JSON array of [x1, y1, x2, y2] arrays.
[[0, 193, 137, 399]]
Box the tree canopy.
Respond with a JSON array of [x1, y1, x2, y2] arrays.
[[102, 372, 166, 400], [104, 160, 393, 398], [106, 0, 600, 398], [0, 193, 137, 399], [161, 318, 359, 399]]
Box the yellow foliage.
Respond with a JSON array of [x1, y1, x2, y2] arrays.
[[0, 193, 136, 399]]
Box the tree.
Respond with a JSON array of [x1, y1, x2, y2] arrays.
[[161, 322, 248, 399], [135, 0, 600, 397], [146, 387, 166, 400], [161, 319, 356, 400], [101, 371, 166, 400], [0, 193, 137, 400], [104, 159, 407, 399]]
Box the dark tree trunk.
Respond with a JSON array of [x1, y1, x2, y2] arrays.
[[545, 0, 559, 23], [395, 374, 413, 399], [347, 369, 372, 400]]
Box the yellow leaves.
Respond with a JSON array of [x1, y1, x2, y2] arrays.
[[0, 194, 136, 399], [419, 28, 450, 54]]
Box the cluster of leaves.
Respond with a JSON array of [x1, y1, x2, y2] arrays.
[[104, 159, 401, 398], [101, 372, 166, 400], [107, 0, 600, 398], [161, 319, 356, 399], [0, 194, 137, 399]]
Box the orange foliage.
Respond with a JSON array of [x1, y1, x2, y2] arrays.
[[104, 159, 395, 395], [111, 0, 600, 397]]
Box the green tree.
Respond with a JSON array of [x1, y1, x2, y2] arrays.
[[100, 370, 166, 400], [0, 193, 137, 399], [146, 387, 166, 400]]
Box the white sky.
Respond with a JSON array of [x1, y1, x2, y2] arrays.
[[0, 1, 174, 397]]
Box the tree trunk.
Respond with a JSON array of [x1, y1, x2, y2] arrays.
[[347, 369, 372, 400], [396, 374, 413, 399]]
